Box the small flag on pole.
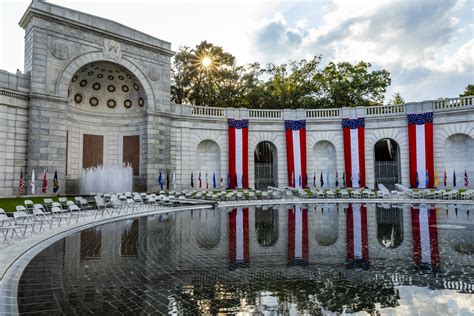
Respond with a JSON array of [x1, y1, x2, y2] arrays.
[[320, 171, 324, 188], [227, 173, 231, 189], [434, 169, 439, 188], [335, 171, 339, 187], [198, 172, 202, 189], [53, 170, 59, 193], [220, 176, 224, 189], [205, 173, 208, 189], [465, 170, 469, 187], [443, 169, 447, 187], [425, 169, 429, 188], [213, 172, 216, 189], [342, 172, 346, 187], [42, 170, 47, 193], [18, 169, 25, 196], [298, 174, 302, 187], [30, 169, 36, 195], [305, 173, 308, 189], [173, 172, 176, 190], [453, 170, 456, 187], [158, 171, 163, 190], [191, 172, 194, 188], [327, 170, 330, 188], [313, 173, 316, 188], [415, 171, 419, 188], [291, 172, 295, 187], [166, 170, 170, 191]]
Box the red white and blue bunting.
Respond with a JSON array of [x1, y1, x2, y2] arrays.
[[407, 112, 434, 188], [228, 119, 249, 189], [342, 118, 366, 188], [285, 120, 307, 188]]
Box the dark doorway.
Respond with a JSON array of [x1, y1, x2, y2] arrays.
[[374, 138, 400, 189], [254, 141, 277, 190], [123, 135, 140, 175]]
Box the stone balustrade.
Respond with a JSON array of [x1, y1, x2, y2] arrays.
[[183, 96, 473, 120]]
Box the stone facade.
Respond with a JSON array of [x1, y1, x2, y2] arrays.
[[0, 1, 473, 196]]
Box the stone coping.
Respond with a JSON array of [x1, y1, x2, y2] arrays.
[[0, 204, 212, 315]]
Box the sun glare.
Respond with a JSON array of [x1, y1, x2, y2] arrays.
[[201, 56, 212, 67]]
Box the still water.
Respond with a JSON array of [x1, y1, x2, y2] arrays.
[[18, 203, 473, 315]]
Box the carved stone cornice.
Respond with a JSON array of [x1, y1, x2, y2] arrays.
[[0, 88, 29, 100]]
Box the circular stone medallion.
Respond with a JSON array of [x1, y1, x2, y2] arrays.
[[122, 85, 129, 92], [107, 99, 117, 109], [74, 93, 83, 104], [124, 99, 132, 108], [79, 80, 87, 87], [138, 98, 144, 107], [92, 83, 101, 90], [89, 97, 99, 107], [107, 85, 116, 92]]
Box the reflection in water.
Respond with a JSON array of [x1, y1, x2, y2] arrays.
[[288, 206, 308, 265], [411, 206, 440, 272], [346, 204, 369, 270], [314, 204, 338, 246], [17, 204, 473, 315], [255, 207, 279, 247], [228, 208, 249, 268], [376, 205, 403, 248]]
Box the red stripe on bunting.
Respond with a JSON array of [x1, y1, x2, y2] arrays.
[[343, 127, 352, 187], [228, 127, 236, 189], [242, 127, 249, 188], [358, 127, 366, 187], [228, 208, 249, 268], [299, 129, 307, 188], [287, 206, 308, 265], [408, 123, 418, 188]]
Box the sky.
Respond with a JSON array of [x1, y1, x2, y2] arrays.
[[1, 0, 473, 103]]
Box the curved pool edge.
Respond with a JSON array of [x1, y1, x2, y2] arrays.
[[0, 204, 213, 315]]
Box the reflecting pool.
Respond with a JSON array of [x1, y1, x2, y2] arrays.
[[18, 203, 473, 314]]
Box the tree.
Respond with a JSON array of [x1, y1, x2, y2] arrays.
[[316, 62, 391, 108], [390, 92, 405, 105], [460, 84, 474, 97]]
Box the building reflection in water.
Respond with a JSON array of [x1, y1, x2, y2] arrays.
[[376, 204, 404, 249], [17, 204, 473, 315], [254, 206, 279, 247]]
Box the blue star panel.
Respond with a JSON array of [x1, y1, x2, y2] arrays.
[[285, 120, 306, 130], [342, 118, 365, 129], [228, 119, 249, 129], [407, 112, 433, 125]]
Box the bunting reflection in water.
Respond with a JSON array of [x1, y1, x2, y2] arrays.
[[17, 204, 473, 315]]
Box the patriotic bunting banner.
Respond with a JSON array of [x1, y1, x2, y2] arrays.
[[228, 207, 249, 268], [346, 203, 369, 270], [342, 118, 366, 188], [407, 112, 434, 188], [285, 120, 307, 188], [228, 119, 249, 189], [288, 206, 308, 266], [411, 206, 440, 271]]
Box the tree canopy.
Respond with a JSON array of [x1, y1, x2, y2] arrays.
[[171, 41, 391, 109], [460, 84, 474, 97]]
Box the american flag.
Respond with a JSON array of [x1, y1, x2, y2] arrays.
[[18, 169, 25, 196]]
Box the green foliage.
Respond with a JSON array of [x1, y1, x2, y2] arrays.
[[171, 41, 392, 109], [390, 92, 405, 105], [459, 84, 474, 97]]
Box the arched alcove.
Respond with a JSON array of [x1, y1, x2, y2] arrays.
[[313, 141, 337, 187], [443, 133, 474, 188], [196, 140, 221, 184], [374, 138, 401, 190], [254, 141, 278, 189]]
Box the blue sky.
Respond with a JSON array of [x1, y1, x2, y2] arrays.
[[1, 0, 472, 102]]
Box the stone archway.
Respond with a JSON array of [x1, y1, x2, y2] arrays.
[[374, 138, 401, 190], [196, 140, 221, 187], [254, 141, 278, 190], [443, 133, 474, 188]]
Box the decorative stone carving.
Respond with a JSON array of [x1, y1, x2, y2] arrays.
[[50, 40, 70, 60], [148, 65, 161, 81], [103, 39, 122, 61]]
